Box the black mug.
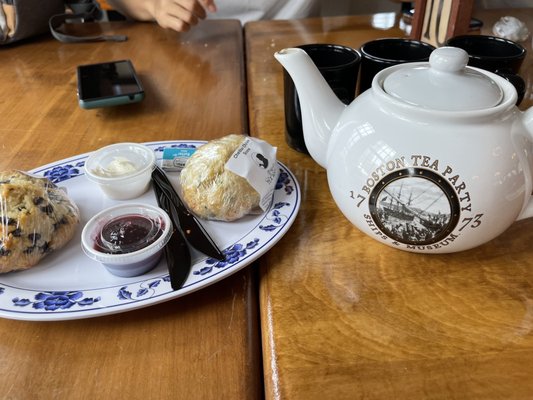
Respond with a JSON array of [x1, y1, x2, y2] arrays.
[[358, 38, 436, 94], [283, 43, 360, 154], [445, 35, 526, 105]]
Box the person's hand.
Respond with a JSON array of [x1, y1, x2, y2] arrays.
[[149, 0, 217, 32]]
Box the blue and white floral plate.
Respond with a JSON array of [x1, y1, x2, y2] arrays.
[[0, 140, 300, 321]]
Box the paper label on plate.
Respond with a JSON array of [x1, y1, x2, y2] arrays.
[[225, 137, 279, 212], [162, 147, 197, 171]]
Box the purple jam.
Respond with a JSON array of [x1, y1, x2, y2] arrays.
[[95, 214, 164, 255]]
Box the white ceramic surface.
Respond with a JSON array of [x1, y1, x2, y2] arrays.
[[0, 140, 300, 321], [275, 46, 533, 253], [384, 47, 503, 110]]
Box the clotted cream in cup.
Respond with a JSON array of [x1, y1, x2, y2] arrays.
[[85, 142, 156, 200]]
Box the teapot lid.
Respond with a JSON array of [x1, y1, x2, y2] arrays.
[[382, 47, 503, 111]]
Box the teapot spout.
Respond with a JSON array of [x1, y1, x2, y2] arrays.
[[275, 48, 345, 168]]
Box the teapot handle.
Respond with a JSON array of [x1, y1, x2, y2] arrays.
[[517, 107, 533, 221], [517, 199, 533, 221]]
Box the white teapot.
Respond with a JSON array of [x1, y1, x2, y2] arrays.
[[275, 46, 533, 253]]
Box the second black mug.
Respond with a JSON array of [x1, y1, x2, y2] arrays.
[[358, 38, 436, 94]]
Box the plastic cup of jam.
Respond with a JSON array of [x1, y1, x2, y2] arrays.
[[81, 203, 172, 277], [84, 142, 156, 200]]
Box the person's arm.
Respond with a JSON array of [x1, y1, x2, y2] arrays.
[[106, 0, 217, 32]]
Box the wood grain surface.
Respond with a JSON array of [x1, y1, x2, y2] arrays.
[[0, 21, 260, 400], [245, 10, 533, 400]]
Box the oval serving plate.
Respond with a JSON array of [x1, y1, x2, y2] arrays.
[[0, 140, 300, 321]]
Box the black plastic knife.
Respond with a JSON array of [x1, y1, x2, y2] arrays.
[[154, 183, 192, 290], [152, 166, 225, 261]]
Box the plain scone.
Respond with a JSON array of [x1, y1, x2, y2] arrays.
[[180, 135, 260, 221], [0, 170, 80, 273]]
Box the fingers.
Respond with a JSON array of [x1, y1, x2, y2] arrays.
[[154, 0, 216, 32], [199, 0, 217, 13]]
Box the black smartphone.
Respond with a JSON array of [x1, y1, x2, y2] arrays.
[[76, 59, 145, 109]]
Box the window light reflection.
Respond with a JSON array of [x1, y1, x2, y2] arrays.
[[338, 120, 398, 178], [371, 13, 396, 30]]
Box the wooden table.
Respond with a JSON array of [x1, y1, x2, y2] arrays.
[[0, 21, 261, 399], [245, 9, 533, 399]]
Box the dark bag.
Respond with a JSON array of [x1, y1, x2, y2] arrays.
[[0, 0, 126, 45], [1, 0, 64, 44]]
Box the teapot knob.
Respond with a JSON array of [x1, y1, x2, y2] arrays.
[[429, 47, 469, 73]]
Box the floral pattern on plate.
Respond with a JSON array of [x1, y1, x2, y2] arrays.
[[0, 140, 300, 321]]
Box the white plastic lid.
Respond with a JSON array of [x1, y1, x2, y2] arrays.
[[382, 47, 503, 111]]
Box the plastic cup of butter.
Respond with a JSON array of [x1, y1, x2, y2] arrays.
[[81, 203, 172, 277], [84, 142, 156, 200]]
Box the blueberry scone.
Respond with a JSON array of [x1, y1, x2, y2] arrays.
[[180, 135, 260, 221], [0, 170, 80, 273]]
